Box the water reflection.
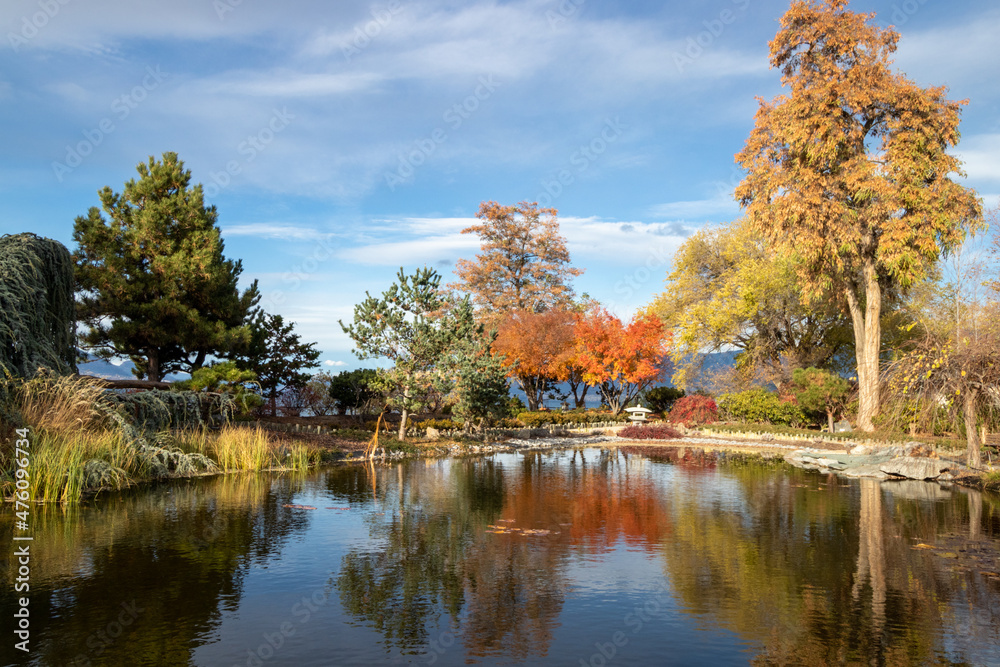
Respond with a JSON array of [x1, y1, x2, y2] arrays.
[[2, 450, 999, 666], [0, 474, 311, 666], [655, 459, 1000, 665], [336, 451, 1000, 665]]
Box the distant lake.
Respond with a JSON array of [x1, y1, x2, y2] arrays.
[[3, 448, 999, 666]]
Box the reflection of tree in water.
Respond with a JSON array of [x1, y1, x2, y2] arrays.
[[656, 462, 1000, 665], [336, 451, 673, 660], [335, 458, 513, 653], [0, 473, 310, 666]]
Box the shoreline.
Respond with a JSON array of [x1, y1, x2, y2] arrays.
[[329, 428, 999, 494]]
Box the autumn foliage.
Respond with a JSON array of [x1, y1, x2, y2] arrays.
[[735, 0, 982, 430], [453, 201, 583, 323], [667, 395, 718, 425], [573, 309, 669, 414], [493, 309, 576, 411]]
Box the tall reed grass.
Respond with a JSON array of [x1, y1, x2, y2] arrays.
[[18, 429, 142, 502], [174, 426, 321, 472], [1, 375, 323, 503]]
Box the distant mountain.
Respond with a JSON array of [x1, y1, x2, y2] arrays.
[[77, 355, 188, 382]]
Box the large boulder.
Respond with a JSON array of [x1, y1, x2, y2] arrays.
[[879, 457, 951, 481]]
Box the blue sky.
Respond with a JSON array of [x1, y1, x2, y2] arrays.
[[3, 0, 998, 371]]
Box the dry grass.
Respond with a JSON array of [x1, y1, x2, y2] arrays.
[[4, 429, 141, 503], [175, 425, 321, 471], [2, 375, 320, 503], [15, 372, 109, 434]]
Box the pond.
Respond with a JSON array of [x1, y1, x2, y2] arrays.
[[3, 447, 1000, 666]]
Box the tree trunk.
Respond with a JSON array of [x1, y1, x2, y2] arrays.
[[519, 375, 543, 411], [845, 266, 882, 431], [964, 389, 981, 469], [568, 378, 589, 409], [398, 406, 408, 440], [398, 382, 411, 440], [827, 408, 835, 433], [600, 382, 623, 415], [147, 349, 162, 383]]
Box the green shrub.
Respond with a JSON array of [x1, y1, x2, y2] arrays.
[[414, 418, 462, 431], [667, 395, 718, 425], [791, 367, 849, 430], [505, 396, 526, 418], [643, 386, 685, 413], [716, 389, 805, 427]]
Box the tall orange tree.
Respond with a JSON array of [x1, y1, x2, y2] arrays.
[[493, 309, 576, 411], [735, 0, 982, 430], [574, 309, 668, 415], [452, 201, 583, 325]]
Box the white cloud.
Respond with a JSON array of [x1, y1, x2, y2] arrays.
[[956, 134, 1000, 185], [894, 11, 1000, 94], [222, 223, 333, 241], [647, 196, 741, 221], [206, 70, 384, 98], [324, 360, 347, 367]]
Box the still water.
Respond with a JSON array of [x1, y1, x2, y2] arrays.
[[3, 447, 1000, 666]]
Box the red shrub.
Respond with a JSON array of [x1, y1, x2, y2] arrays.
[[667, 395, 718, 425], [618, 424, 683, 440]]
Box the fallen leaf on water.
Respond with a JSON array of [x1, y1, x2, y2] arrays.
[[912, 543, 936, 550]]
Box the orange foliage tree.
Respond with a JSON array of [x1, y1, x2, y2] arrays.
[[734, 0, 982, 430], [493, 309, 576, 411], [452, 201, 583, 325], [574, 309, 669, 414]]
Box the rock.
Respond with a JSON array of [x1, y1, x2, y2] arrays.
[[812, 457, 847, 470], [832, 420, 852, 433], [879, 456, 951, 481], [839, 464, 890, 480], [901, 442, 937, 458], [514, 428, 550, 440], [426, 427, 441, 440]]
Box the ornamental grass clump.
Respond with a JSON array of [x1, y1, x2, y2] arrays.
[[21, 430, 141, 503], [181, 426, 276, 471]]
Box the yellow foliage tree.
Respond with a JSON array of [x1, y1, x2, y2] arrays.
[[735, 0, 982, 430]]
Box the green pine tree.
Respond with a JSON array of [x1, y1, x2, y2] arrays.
[[340, 267, 460, 440], [234, 311, 320, 416], [447, 298, 510, 432], [73, 152, 259, 382]]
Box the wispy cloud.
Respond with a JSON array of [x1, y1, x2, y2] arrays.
[[222, 223, 333, 241], [647, 195, 740, 221], [956, 134, 1000, 185]]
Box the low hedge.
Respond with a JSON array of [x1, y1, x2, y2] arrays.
[[517, 410, 630, 427], [618, 424, 683, 440]]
